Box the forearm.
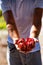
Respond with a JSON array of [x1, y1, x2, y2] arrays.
[[3, 10, 19, 41], [30, 8, 42, 38], [30, 24, 41, 38], [7, 24, 19, 40]]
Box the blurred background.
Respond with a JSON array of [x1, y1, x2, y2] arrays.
[[0, 1, 8, 65], [0, 1, 43, 65]]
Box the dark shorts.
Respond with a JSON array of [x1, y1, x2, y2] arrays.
[[7, 43, 42, 65]]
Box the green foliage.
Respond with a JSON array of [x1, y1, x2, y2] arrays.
[[0, 10, 2, 17], [0, 16, 6, 29]]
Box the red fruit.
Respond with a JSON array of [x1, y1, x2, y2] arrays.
[[16, 38, 35, 52], [18, 42, 23, 49], [25, 41, 31, 51], [25, 38, 35, 51], [16, 38, 25, 45], [26, 38, 35, 44], [25, 38, 29, 42], [16, 38, 26, 51], [18, 42, 26, 51]]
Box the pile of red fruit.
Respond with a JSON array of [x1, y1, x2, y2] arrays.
[[25, 38, 35, 51], [15, 38, 35, 52]]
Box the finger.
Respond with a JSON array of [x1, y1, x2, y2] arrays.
[[15, 44, 20, 50], [33, 38, 39, 42]]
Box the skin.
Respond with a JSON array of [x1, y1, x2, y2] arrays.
[[3, 10, 19, 39], [30, 8, 43, 38], [3, 8, 43, 53]]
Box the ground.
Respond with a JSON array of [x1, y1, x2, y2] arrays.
[[0, 29, 43, 65], [0, 30, 8, 65]]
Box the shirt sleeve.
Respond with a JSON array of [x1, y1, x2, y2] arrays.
[[1, 0, 11, 13], [35, 0, 43, 8]]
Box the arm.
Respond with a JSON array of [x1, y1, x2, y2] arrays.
[[3, 10, 19, 42], [30, 8, 43, 38]]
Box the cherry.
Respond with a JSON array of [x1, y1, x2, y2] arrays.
[[15, 38, 25, 45], [15, 38, 27, 51], [15, 38, 35, 52], [18, 42, 26, 51], [25, 38, 35, 51]]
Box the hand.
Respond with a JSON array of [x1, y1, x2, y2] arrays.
[[14, 38, 27, 53], [14, 38, 38, 54], [33, 38, 39, 42]]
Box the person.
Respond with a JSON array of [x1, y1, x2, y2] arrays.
[[1, 0, 43, 65]]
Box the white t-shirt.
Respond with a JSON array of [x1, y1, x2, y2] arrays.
[[1, 0, 43, 52]]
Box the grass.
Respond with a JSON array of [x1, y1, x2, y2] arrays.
[[0, 16, 6, 29]]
